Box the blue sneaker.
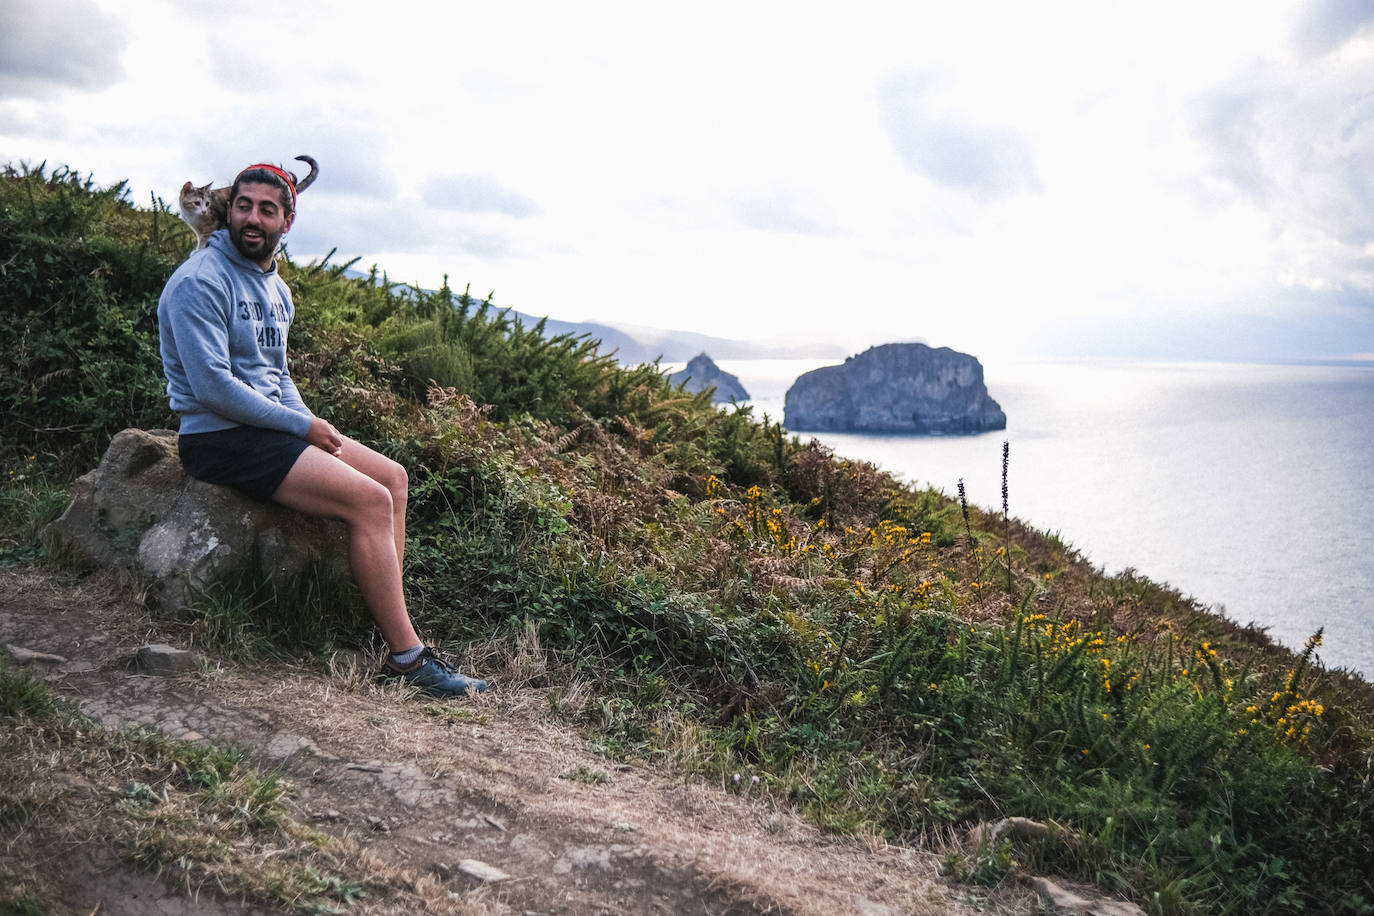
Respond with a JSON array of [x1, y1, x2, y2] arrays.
[[377, 647, 488, 698]]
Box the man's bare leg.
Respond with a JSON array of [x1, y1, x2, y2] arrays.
[[330, 435, 408, 578], [272, 444, 418, 652]]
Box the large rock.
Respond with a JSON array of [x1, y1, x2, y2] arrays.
[[784, 343, 1006, 434], [42, 428, 349, 614], [668, 353, 750, 403]]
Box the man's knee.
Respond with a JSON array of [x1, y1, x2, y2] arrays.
[[375, 458, 408, 508], [353, 476, 396, 522]]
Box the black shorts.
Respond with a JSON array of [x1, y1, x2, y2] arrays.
[[177, 426, 310, 502]]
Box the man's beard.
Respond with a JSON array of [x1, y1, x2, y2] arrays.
[[230, 222, 281, 263]]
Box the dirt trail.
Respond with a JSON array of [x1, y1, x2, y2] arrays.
[[0, 568, 1034, 916]]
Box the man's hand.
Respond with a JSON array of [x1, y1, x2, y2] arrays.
[[305, 417, 344, 457]]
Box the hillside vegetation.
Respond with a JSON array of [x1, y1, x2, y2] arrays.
[[2, 163, 1372, 914]]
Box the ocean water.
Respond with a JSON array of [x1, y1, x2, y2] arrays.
[[687, 358, 1374, 679]]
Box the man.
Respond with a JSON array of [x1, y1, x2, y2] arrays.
[[157, 162, 485, 698]]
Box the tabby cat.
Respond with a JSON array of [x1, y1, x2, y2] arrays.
[[178, 154, 319, 251]]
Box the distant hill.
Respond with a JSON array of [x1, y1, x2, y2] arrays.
[[338, 269, 845, 364], [510, 312, 846, 365]]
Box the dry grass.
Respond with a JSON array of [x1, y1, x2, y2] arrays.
[[197, 653, 1016, 916], [0, 662, 500, 915], [0, 564, 1042, 915]]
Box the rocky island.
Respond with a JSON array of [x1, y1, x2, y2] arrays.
[[784, 343, 1006, 434], [668, 352, 750, 403]]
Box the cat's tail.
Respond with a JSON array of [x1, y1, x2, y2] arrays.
[[293, 155, 319, 194]]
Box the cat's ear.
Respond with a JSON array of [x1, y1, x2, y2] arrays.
[[181, 181, 193, 194]]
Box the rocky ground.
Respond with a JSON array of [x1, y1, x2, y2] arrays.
[[0, 565, 1136, 915]]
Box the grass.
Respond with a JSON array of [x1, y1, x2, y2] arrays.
[[185, 554, 373, 664], [4, 161, 1373, 915], [559, 764, 610, 786], [392, 393, 1374, 913], [0, 459, 68, 565], [0, 659, 464, 914]]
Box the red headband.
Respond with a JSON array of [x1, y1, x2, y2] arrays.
[[236, 163, 298, 207]]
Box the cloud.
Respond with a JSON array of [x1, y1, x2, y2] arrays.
[[0, 102, 73, 146], [0, 1, 127, 98], [1028, 289, 1374, 363], [1189, 85, 1275, 200], [418, 174, 539, 217], [179, 112, 401, 201], [876, 73, 1040, 199], [1190, 69, 1374, 254], [1292, 0, 1374, 56], [285, 196, 515, 270], [729, 187, 836, 236]]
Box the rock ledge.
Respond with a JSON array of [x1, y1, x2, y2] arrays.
[[42, 428, 349, 614]]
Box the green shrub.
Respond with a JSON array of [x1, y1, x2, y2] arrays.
[[0, 164, 181, 474], [5, 159, 1373, 915]]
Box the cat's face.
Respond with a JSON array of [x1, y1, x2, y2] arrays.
[[179, 181, 214, 218]]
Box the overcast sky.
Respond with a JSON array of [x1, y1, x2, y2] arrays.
[[3, 1, 1373, 362]]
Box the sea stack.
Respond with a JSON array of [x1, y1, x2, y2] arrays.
[[669, 353, 750, 403], [784, 343, 1006, 434]]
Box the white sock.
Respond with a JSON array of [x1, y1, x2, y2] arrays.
[[388, 644, 424, 667]]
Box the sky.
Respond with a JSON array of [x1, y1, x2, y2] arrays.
[[3, 1, 1374, 363]]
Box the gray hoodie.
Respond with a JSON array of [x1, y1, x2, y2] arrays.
[[157, 229, 313, 437]]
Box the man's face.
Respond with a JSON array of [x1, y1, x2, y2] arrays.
[[227, 181, 294, 268]]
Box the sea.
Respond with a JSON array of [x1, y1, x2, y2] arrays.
[[682, 358, 1374, 680]]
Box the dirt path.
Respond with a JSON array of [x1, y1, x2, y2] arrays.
[[0, 567, 1038, 916]]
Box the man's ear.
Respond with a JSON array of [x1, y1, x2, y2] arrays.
[[283, 209, 295, 233]]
